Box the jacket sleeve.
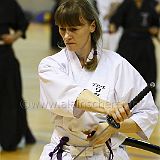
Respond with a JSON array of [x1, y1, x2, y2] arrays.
[[38, 57, 84, 118], [115, 58, 159, 140]]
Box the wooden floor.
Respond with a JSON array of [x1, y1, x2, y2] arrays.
[[0, 23, 160, 160]]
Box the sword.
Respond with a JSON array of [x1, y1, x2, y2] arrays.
[[123, 137, 160, 155], [73, 124, 110, 160], [73, 82, 156, 159], [73, 137, 160, 160]]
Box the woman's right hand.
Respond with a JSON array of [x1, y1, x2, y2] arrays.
[[105, 102, 131, 123]]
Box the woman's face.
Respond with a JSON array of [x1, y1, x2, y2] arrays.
[[59, 18, 96, 56]]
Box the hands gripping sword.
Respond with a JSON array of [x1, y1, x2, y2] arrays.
[[107, 82, 155, 129], [73, 82, 157, 160]]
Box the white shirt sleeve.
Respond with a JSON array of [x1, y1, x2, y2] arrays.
[[38, 56, 84, 118], [115, 58, 159, 140]]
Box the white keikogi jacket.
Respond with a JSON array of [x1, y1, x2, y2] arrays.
[[38, 48, 158, 158]]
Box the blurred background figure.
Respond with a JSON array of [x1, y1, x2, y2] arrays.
[[109, 0, 160, 100], [96, 0, 123, 50], [50, 0, 64, 52], [154, 0, 160, 14], [0, 0, 35, 151], [96, 0, 112, 49], [89, 0, 99, 14]]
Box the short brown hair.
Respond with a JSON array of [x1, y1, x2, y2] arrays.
[[55, 0, 102, 49], [55, 0, 102, 71]]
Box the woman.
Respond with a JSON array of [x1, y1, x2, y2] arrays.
[[0, 0, 35, 151], [38, 0, 158, 159], [109, 0, 160, 100]]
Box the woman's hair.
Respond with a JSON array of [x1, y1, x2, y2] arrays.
[[55, 0, 102, 71]]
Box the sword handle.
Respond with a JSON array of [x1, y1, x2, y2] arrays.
[[128, 82, 155, 109], [106, 82, 155, 129]]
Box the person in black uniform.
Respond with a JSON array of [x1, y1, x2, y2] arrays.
[[109, 0, 159, 100], [0, 0, 35, 151], [50, 0, 64, 52], [89, 0, 99, 14]]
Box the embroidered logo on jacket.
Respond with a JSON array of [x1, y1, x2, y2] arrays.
[[93, 83, 106, 96]]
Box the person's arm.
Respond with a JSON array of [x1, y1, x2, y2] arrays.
[[118, 118, 141, 133], [109, 0, 129, 33], [88, 57, 158, 145], [1, 1, 28, 44], [103, 2, 121, 20], [87, 119, 141, 146], [39, 55, 131, 119], [115, 58, 159, 140], [75, 89, 110, 114], [75, 89, 131, 123], [39, 55, 85, 118], [12, 0, 29, 39]]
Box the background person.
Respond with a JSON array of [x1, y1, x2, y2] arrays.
[[109, 0, 160, 100], [50, 0, 64, 52], [0, 0, 36, 151]]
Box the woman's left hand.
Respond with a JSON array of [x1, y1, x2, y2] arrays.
[[87, 122, 117, 146]]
